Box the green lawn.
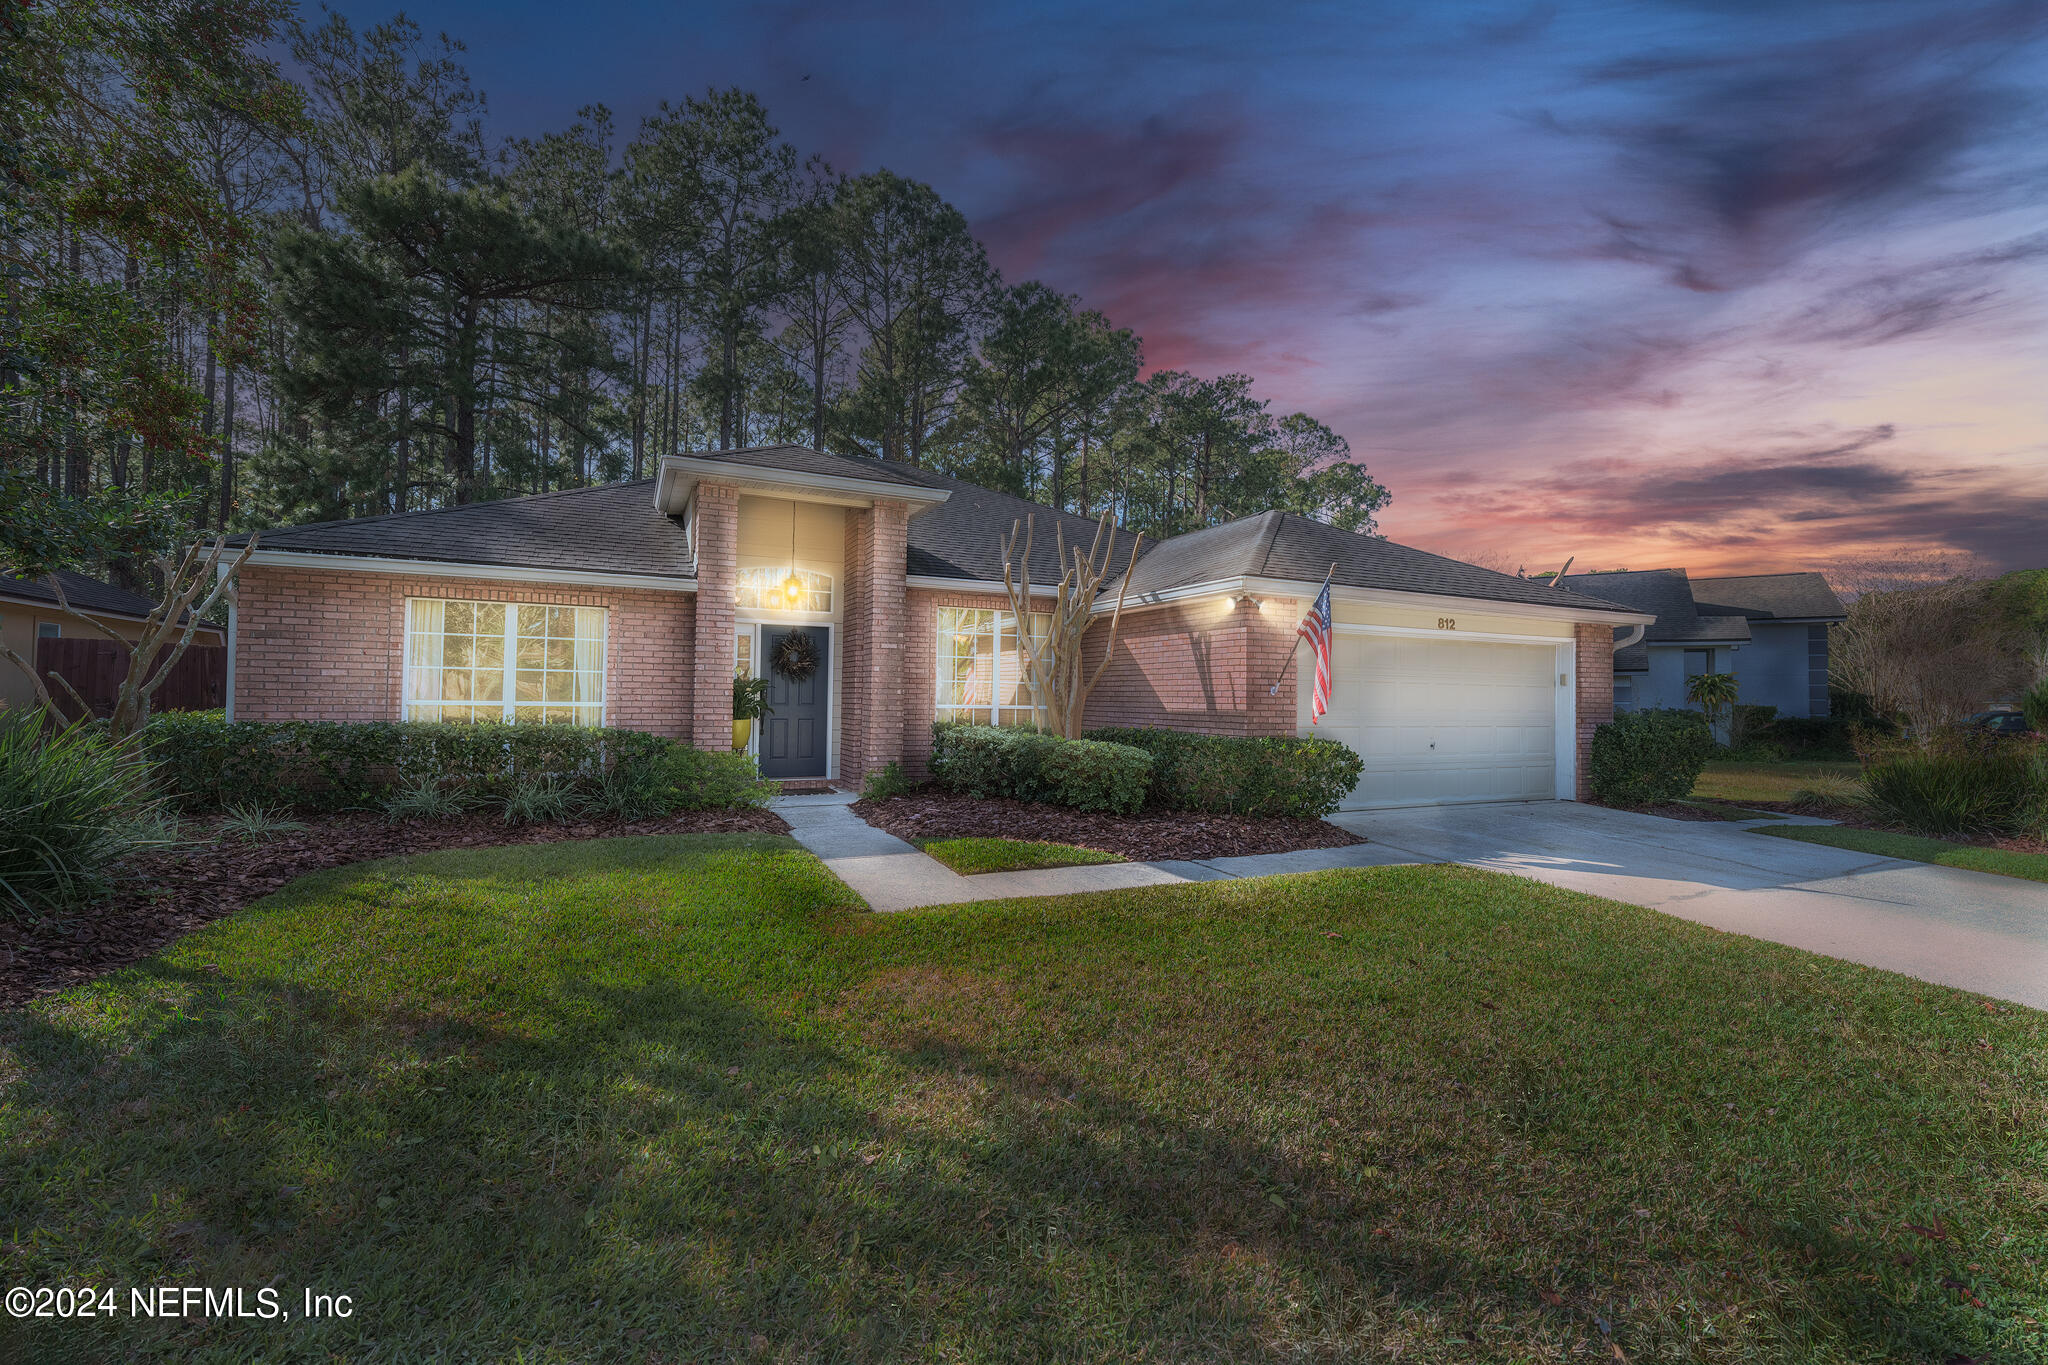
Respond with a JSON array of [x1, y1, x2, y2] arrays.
[[918, 835, 1123, 874], [1693, 758, 1861, 804], [1754, 823, 2048, 884], [4, 835, 2044, 1363]]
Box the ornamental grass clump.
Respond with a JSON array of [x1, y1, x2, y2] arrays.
[[0, 712, 163, 918], [1861, 736, 2048, 839]]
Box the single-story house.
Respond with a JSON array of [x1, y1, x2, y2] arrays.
[[0, 570, 226, 713], [223, 444, 1653, 809], [1557, 567, 1845, 718]]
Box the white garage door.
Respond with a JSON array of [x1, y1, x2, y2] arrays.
[[1313, 634, 1562, 809]]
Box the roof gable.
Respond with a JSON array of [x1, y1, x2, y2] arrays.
[[1691, 572, 1846, 620], [0, 569, 162, 619]]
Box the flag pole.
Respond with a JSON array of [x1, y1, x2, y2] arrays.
[[1266, 561, 1337, 696]]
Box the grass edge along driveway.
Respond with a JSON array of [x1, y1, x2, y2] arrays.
[[1753, 822, 2048, 885], [3, 833, 2043, 1363]]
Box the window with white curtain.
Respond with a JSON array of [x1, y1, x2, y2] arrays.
[[405, 599, 606, 725], [935, 606, 1052, 727]]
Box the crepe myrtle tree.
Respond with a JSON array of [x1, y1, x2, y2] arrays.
[[0, 534, 257, 740], [998, 512, 1142, 739]]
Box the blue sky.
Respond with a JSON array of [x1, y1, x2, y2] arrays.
[[381, 0, 2048, 572]]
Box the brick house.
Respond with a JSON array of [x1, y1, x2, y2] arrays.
[[225, 444, 1651, 808]]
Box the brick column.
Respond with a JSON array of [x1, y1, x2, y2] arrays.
[[857, 499, 909, 777], [690, 484, 740, 751], [1574, 622, 1616, 801]]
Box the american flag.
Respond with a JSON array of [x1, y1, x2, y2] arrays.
[[1297, 578, 1334, 723]]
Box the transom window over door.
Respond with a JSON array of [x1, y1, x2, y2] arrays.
[[405, 599, 606, 725], [935, 606, 1052, 727], [735, 566, 833, 612]]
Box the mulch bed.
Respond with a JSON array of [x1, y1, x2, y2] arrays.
[[851, 791, 1363, 862], [1, 807, 789, 1012], [1617, 801, 1737, 823]]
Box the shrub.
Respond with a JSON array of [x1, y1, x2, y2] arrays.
[[929, 724, 1059, 802], [1862, 737, 2048, 838], [144, 713, 674, 812], [0, 713, 163, 918], [860, 761, 914, 802], [1588, 708, 1715, 808], [217, 803, 309, 841], [1082, 727, 1364, 817], [1731, 703, 1778, 748], [930, 724, 1152, 814], [2025, 678, 2048, 732], [384, 778, 474, 822], [640, 746, 779, 812], [1036, 737, 1151, 814], [498, 775, 585, 824], [1786, 775, 1867, 813], [1766, 716, 1865, 761]]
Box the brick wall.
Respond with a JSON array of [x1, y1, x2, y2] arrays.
[[850, 501, 909, 779], [1077, 594, 1300, 738], [1574, 621, 1616, 801], [839, 509, 872, 779], [232, 564, 693, 736], [689, 484, 739, 749]]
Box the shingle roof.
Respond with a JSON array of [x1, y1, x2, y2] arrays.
[[1124, 510, 1640, 614], [227, 480, 695, 580], [228, 449, 1643, 617], [1691, 572, 1846, 621], [876, 462, 1149, 586], [685, 444, 934, 489], [1559, 567, 1759, 670], [0, 570, 162, 619]]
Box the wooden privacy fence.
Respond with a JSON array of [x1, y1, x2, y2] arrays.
[[35, 638, 226, 720]]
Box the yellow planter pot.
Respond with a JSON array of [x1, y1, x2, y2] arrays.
[[732, 718, 753, 752]]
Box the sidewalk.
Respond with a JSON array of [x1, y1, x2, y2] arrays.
[[771, 792, 1412, 912]]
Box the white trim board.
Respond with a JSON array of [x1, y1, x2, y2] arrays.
[[246, 549, 698, 594], [655, 456, 952, 516], [1111, 573, 1656, 627]]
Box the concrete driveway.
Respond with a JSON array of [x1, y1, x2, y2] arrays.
[[1327, 801, 2048, 1009]]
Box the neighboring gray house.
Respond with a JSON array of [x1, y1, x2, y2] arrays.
[[1558, 568, 1846, 718]]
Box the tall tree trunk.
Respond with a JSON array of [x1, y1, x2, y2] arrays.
[[218, 365, 237, 528], [452, 302, 480, 503], [394, 341, 411, 514]]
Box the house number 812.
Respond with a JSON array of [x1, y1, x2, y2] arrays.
[[1437, 617, 1456, 630]]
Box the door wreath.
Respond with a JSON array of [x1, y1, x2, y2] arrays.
[[769, 631, 820, 682]]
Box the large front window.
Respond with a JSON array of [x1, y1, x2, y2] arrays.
[[936, 606, 1052, 727], [405, 599, 606, 725]]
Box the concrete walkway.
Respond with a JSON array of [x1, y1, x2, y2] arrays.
[[771, 791, 1412, 912], [776, 792, 2048, 1008]]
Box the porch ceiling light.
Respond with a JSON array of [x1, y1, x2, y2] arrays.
[[781, 502, 803, 605]]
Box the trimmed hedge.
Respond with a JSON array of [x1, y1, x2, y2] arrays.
[[929, 724, 1151, 815], [1083, 727, 1364, 818], [143, 713, 769, 814], [1588, 708, 1715, 807]]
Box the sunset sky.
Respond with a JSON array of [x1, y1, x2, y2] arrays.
[[399, 0, 2047, 573]]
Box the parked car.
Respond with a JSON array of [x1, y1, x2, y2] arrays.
[[1966, 708, 2035, 736]]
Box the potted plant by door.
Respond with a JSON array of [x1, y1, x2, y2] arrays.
[[732, 673, 773, 752]]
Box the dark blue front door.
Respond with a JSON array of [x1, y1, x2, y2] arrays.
[[759, 626, 829, 779]]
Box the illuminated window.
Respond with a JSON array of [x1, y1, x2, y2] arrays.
[[735, 566, 832, 612], [404, 599, 606, 726], [935, 606, 1052, 727]]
